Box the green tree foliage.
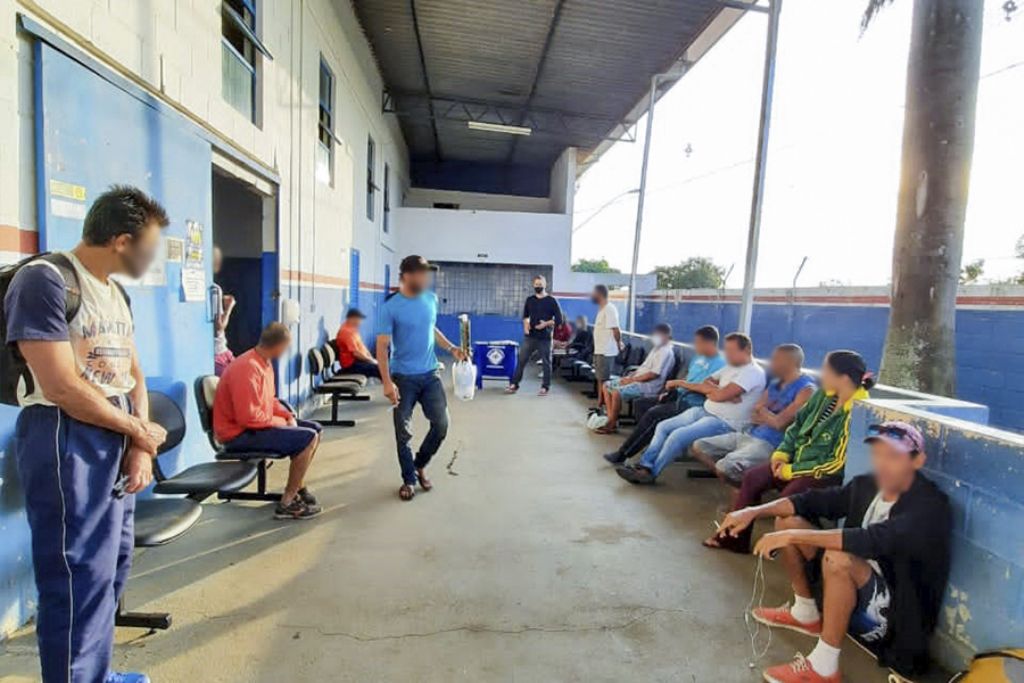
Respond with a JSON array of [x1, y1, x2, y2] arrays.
[[571, 258, 620, 274], [959, 258, 985, 285], [654, 257, 726, 290]]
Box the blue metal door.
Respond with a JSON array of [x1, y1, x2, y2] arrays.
[[350, 248, 360, 310], [34, 41, 215, 475]]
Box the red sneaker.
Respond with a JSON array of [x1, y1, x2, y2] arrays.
[[762, 654, 841, 683], [752, 604, 822, 637]]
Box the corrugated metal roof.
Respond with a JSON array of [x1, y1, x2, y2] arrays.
[[351, 0, 736, 170]]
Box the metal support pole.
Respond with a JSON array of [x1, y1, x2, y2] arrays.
[[737, 0, 782, 334], [627, 76, 659, 333]]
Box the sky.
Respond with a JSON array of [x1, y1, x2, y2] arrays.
[[571, 0, 1024, 288]]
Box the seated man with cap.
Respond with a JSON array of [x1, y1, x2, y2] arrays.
[[335, 307, 381, 379], [717, 421, 951, 683]]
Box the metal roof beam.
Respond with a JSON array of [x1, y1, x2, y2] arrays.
[[714, 0, 771, 14], [409, 0, 442, 161], [383, 92, 636, 145], [506, 0, 567, 164]]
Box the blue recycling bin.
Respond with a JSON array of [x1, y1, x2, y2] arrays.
[[472, 341, 519, 389]]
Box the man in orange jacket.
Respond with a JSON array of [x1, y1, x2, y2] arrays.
[[214, 322, 323, 519]]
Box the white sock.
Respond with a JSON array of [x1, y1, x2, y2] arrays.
[[807, 638, 841, 677], [790, 594, 820, 624]]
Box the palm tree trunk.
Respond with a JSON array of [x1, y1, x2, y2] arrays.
[[880, 0, 984, 395]]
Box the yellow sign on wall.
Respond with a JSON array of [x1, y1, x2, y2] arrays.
[[49, 179, 87, 201]]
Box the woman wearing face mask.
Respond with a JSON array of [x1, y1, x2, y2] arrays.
[[507, 275, 564, 396], [596, 322, 676, 433]]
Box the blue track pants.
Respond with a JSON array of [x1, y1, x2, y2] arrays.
[[15, 404, 134, 683]]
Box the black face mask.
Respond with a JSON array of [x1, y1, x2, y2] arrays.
[[534, 286, 544, 294]]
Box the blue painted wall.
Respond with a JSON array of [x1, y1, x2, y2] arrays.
[[0, 40, 222, 635], [636, 299, 1024, 432], [847, 402, 1024, 670]]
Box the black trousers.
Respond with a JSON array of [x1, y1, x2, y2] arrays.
[[616, 401, 685, 458]]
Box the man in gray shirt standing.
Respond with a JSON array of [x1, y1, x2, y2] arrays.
[[506, 275, 563, 396]]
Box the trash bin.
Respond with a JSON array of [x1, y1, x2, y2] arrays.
[[472, 340, 519, 389]]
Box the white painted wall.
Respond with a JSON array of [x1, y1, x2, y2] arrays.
[[548, 147, 576, 215], [404, 188, 552, 214], [0, 0, 407, 291], [396, 207, 577, 289]]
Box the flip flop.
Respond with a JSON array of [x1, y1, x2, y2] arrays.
[[595, 425, 618, 434], [399, 484, 415, 501], [505, 385, 519, 394], [417, 468, 433, 491], [538, 387, 549, 396]]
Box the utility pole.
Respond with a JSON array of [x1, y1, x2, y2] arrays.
[[737, 0, 782, 334], [627, 63, 687, 332]]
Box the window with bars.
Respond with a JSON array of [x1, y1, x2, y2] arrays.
[[316, 57, 335, 185], [383, 163, 391, 232], [221, 0, 271, 124], [366, 136, 376, 221], [433, 262, 553, 317]]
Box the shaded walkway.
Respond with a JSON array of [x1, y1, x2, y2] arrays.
[[0, 380, 926, 682]]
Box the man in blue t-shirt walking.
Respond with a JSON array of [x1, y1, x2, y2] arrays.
[[376, 255, 466, 501]]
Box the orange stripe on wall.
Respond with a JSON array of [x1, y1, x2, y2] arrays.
[[281, 270, 348, 287], [0, 226, 39, 255]]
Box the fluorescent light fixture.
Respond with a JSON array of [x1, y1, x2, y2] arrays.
[[467, 121, 532, 136]]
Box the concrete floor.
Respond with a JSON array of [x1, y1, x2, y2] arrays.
[[0, 376, 932, 682]]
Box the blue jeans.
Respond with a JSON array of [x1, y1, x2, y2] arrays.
[[638, 406, 733, 477], [392, 371, 449, 485]]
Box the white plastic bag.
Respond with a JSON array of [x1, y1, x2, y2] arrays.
[[452, 360, 477, 401], [586, 412, 608, 431]]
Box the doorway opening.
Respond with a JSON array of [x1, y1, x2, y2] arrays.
[[211, 166, 278, 359]]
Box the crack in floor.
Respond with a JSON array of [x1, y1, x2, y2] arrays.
[[276, 605, 694, 643]]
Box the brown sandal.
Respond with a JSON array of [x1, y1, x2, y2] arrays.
[[417, 468, 433, 491], [399, 484, 415, 501]]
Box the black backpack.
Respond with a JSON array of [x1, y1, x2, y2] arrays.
[[0, 252, 129, 406]]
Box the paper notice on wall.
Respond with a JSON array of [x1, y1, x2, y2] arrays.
[[181, 267, 206, 302], [166, 237, 184, 263], [50, 198, 87, 220]]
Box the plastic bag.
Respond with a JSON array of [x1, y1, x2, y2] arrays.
[[586, 412, 608, 431], [452, 360, 477, 401]]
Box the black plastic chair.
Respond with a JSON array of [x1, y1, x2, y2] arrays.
[[117, 389, 259, 632], [307, 346, 369, 427], [194, 375, 286, 502]]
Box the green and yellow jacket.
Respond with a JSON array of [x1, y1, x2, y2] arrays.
[[770, 386, 869, 480]]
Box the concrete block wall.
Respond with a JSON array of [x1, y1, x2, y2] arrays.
[[636, 288, 1024, 432], [846, 401, 1024, 671], [0, 0, 414, 400]]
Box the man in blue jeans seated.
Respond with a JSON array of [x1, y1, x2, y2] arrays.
[[603, 325, 725, 465], [376, 255, 467, 502], [691, 343, 815, 485], [617, 332, 766, 484]]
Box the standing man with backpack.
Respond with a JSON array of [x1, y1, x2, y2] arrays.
[[2, 186, 170, 683]]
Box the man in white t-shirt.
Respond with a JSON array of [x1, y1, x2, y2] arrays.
[[597, 322, 676, 432], [5, 186, 170, 683], [617, 332, 766, 484], [590, 284, 622, 393]]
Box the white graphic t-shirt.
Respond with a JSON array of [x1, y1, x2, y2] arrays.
[[5, 252, 136, 406]]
